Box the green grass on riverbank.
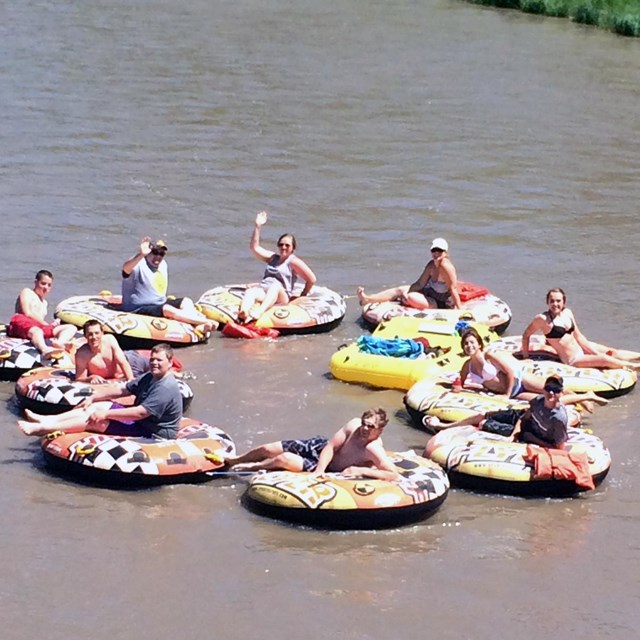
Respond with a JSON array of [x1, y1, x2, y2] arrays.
[[467, 0, 640, 36]]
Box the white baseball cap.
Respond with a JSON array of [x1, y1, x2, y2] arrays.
[[430, 238, 449, 252]]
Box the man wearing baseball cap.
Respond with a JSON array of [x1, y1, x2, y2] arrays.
[[121, 236, 214, 333], [423, 375, 571, 449]]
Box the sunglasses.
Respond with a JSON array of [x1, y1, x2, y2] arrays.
[[361, 421, 382, 430], [151, 248, 167, 256], [544, 385, 562, 394], [278, 242, 292, 248], [431, 248, 444, 254]]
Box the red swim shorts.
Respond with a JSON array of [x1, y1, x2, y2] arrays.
[[8, 314, 55, 340]]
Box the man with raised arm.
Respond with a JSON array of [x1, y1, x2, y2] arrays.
[[121, 237, 214, 333]]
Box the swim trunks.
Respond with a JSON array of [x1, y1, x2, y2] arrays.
[[8, 314, 55, 340], [280, 436, 329, 471]]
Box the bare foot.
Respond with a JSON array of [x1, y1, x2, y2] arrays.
[[42, 348, 64, 361], [422, 415, 443, 431], [193, 323, 212, 338], [232, 461, 265, 472], [587, 392, 609, 407], [356, 286, 371, 306], [580, 400, 595, 414], [24, 409, 43, 423], [19, 421, 46, 436]]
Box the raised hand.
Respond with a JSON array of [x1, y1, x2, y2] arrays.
[[140, 237, 152, 256]]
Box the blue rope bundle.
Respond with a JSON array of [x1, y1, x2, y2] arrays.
[[356, 336, 425, 359]]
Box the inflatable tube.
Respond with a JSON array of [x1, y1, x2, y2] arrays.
[[0, 324, 82, 381], [242, 452, 449, 529], [329, 319, 493, 391], [404, 379, 530, 427], [361, 282, 512, 334], [55, 294, 209, 349], [197, 284, 346, 335], [486, 334, 560, 360], [435, 358, 635, 399], [15, 367, 194, 415], [403, 379, 582, 430], [425, 426, 610, 496], [41, 419, 235, 487]]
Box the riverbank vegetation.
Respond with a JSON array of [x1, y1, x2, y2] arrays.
[[466, 0, 640, 36]]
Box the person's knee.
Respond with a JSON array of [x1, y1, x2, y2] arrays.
[[273, 452, 304, 471], [259, 442, 284, 457], [28, 327, 44, 341]]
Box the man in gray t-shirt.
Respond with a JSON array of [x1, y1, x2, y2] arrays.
[[19, 344, 182, 440], [422, 375, 570, 450], [515, 375, 568, 448]]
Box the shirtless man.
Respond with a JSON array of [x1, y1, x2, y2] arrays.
[[224, 408, 399, 481], [8, 270, 77, 357], [121, 237, 214, 333], [75, 320, 134, 384]]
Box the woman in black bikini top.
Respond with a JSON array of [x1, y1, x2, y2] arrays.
[[544, 315, 575, 340], [522, 287, 640, 370]]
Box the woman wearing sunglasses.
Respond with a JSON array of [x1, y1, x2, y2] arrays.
[[357, 237, 461, 310], [237, 211, 316, 324]]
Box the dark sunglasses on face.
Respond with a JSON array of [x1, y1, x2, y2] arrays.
[[544, 385, 562, 394], [151, 248, 167, 256], [278, 242, 291, 248]]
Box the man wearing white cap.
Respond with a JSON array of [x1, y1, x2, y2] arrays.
[[357, 237, 461, 310]]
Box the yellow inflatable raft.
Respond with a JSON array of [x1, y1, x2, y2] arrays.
[[41, 418, 235, 487], [425, 425, 610, 496], [329, 318, 493, 391], [362, 282, 511, 334], [197, 284, 346, 335], [55, 294, 209, 349], [242, 451, 449, 529]]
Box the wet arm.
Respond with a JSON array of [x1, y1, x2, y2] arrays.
[[314, 427, 348, 474], [407, 265, 430, 294], [249, 211, 273, 261], [521, 317, 543, 358], [292, 258, 316, 297], [441, 261, 461, 309]]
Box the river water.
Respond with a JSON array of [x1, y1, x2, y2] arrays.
[[1, 0, 639, 638]]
